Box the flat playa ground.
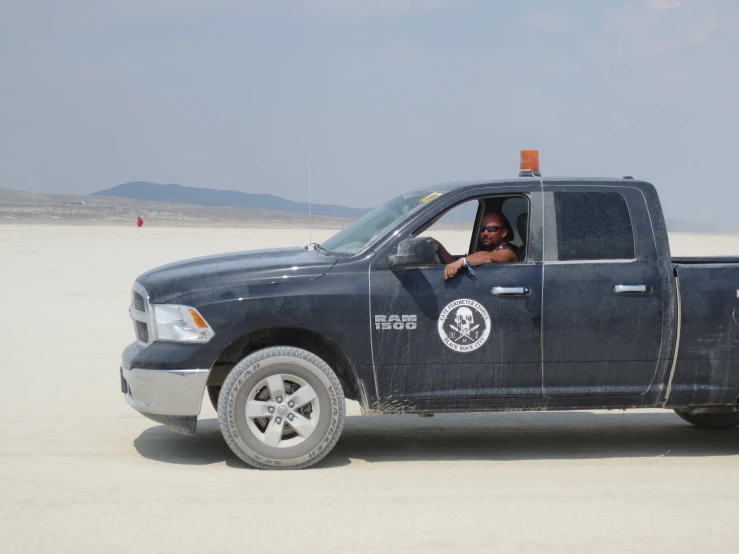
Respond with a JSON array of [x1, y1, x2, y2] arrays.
[[2, 224, 739, 553]]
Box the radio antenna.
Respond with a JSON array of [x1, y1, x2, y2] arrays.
[[308, 166, 312, 246]]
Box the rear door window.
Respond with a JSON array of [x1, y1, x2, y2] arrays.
[[554, 192, 635, 261]]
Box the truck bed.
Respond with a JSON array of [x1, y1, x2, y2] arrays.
[[672, 257, 739, 264], [665, 260, 739, 407]]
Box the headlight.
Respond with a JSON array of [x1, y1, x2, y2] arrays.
[[151, 304, 215, 343]]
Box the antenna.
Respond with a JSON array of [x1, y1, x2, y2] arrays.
[[308, 166, 312, 246]]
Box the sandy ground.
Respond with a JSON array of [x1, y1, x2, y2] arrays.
[[2, 224, 739, 553]]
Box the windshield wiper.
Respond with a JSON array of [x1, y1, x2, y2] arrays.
[[305, 242, 329, 255]]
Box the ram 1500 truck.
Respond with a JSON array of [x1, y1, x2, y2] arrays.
[[120, 154, 739, 469]]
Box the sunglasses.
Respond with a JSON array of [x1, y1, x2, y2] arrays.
[[479, 225, 504, 233]]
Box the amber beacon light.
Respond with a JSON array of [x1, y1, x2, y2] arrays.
[[519, 150, 541, 177]]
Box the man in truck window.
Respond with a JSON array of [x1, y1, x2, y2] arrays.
[[434, 211, 517, 280]]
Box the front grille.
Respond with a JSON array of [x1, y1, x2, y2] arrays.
[[135, 320, 149, 343], [133, 292, 145, 312], [131, 284, 151, 344]]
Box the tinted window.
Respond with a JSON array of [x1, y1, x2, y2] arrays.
[[554, 192, 634, 261]]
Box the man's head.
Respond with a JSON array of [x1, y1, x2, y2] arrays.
[[478, 211, 511, 249]]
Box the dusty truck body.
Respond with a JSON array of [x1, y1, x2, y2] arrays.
[[120, 167, 739, 469]]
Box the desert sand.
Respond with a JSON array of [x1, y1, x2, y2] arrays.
[[2, 224, 739, 553]]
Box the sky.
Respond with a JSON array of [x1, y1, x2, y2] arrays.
[[1, 0, 738, 223]]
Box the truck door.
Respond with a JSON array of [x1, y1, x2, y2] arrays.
[[541, 185, 667, 396], [369, 187, 543, 403]]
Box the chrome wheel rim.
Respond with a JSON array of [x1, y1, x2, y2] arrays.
[[245, 373, 320, 448]]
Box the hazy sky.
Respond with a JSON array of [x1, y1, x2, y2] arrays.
[[2, 0, 738, 222]]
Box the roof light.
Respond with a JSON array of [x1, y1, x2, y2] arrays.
[[519, 150, 541, 177]]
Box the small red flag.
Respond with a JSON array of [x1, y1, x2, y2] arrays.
[[137, 216, 144, 228]]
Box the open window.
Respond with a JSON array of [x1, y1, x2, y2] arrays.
[[474, 196, 529, 261], [416, 195, 530, 262], [416, 199, 480, 257]]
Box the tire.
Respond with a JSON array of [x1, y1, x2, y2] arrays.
[[218, 346, 346, 470], [207, 386, 221, 411], [674, 409, 739, 430]]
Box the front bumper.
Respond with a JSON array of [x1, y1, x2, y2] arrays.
[[121, 365, 210, 435]]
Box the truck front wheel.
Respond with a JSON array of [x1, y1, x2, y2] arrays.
[[674, 409, 739, 429], [217, 346, 346, 470]]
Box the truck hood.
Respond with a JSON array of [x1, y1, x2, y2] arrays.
[[136, 247, 337, 303]]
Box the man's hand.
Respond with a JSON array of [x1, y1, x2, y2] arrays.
[[444, 258, 466, 280]]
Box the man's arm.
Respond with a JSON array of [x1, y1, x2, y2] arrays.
[[433, 239, 460, 265], [466, 249, 517, 265], [443, 248, 517, 280]]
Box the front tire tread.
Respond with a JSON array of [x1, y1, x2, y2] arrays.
[[217, 346, 345, 470]]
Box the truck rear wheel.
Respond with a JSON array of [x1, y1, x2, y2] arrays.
[[217, 346, 345, 470], [674, 409, 739, 429]]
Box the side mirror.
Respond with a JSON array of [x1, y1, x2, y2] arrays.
[[387, 237, 436, 269]]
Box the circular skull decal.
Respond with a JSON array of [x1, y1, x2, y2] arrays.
[[437, 298, 491, 352]]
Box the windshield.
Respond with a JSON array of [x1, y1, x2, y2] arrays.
[[320, 191, 443, 255]]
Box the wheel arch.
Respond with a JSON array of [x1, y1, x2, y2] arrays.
[[206, 327, 367, 411]]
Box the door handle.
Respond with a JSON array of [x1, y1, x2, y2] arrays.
[[614, 284, 651, 294], [491, 286, 530, 296]]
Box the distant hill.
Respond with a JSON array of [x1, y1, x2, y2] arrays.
[[0, 187, 353, 228], [91, 181, 370, 219]]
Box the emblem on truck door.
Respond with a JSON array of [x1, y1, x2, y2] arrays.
[[375, 315, 418, 330], [437, 299, 491, 352]]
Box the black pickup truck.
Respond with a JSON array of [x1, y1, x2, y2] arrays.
[[121, 161, 739, 469]]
